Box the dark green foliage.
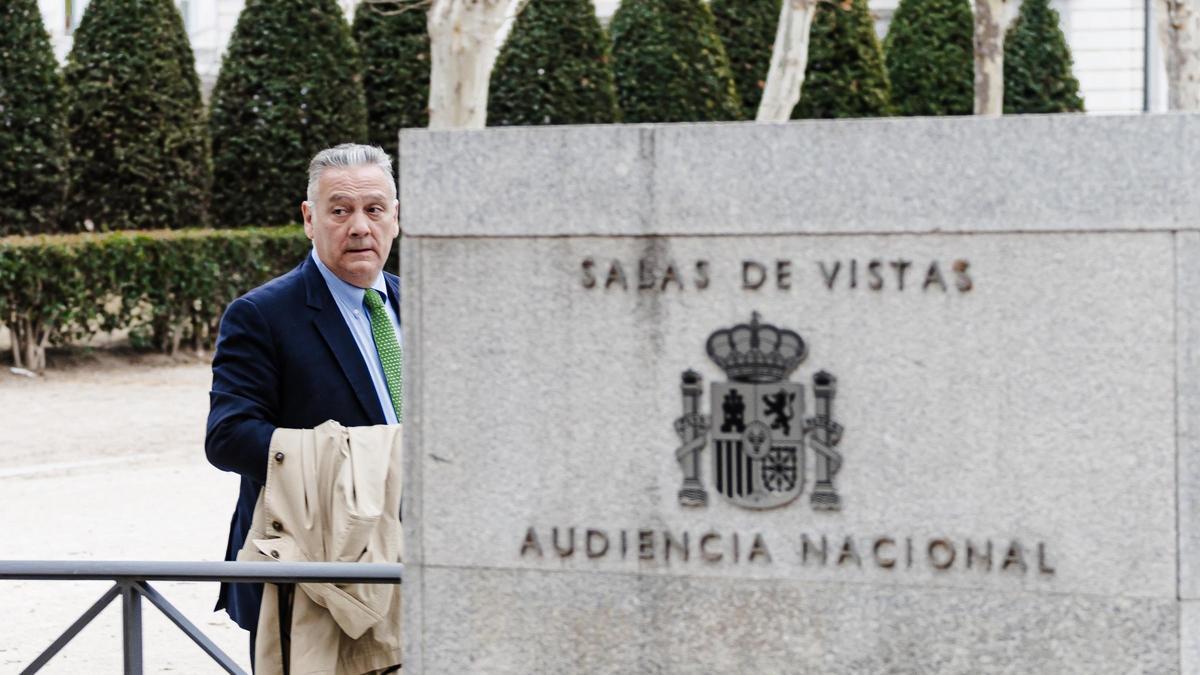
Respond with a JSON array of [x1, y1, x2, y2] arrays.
[[884, 0, 973, 116], [0, 227, 310, 368], [210, 0, 367, 227], [488, 0, 619, 126], [710, 0, 780, 120], [63, 0, 210, 231], [610, 0, 742, 123], [353, 2, 429, 149], [1004, 0, 1084, 113], [793, 0, 891, 119], [0, 0, 69, 235]]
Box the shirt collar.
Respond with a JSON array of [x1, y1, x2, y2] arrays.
[[311, 248, 387, 309]]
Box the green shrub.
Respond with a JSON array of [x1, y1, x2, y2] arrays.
[[710, 0, 780, 121], [793, 0, 891, 119], [210, 0, 367, 227], [0, 0, 70, 235], [0, 234, 93, 370], [0, 227, 310, 370], [63, 0, 210, 231], [884, 0, 973, 116], [610, 0, 742, 123], [488, 0, 620, 126], [1004, 0, 1084, 113], [353, 2, 430, 149]]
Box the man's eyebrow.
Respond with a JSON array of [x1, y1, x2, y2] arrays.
[[327, 192, 389, 203]]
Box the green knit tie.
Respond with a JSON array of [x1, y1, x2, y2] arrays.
[[363, 289, 403, 423]]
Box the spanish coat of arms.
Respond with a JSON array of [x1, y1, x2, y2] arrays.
[[674, 312, 844, 511]]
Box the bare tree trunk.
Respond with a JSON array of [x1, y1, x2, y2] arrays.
[[974, 0, 1007, 115], [14, 317, 48, 372], [20, 318, 33, 370], [171, 323, 183, 357], [33, 330, 48, 372], [24, 332, 37, 372], [756, 0, 819, 122], [9, 322, 23, 370], [1159, 0, 1200, 109], [427, 0, 512, 129]]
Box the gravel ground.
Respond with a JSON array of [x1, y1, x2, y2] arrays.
[[0, 356, 253, 673]]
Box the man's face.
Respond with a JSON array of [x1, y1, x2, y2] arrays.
[[302, 165, 399, 288]]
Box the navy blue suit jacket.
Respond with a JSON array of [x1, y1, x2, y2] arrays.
[[205, 254, 400, 631]]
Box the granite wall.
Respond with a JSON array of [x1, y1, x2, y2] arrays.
[[399, 115, 1200, 674]]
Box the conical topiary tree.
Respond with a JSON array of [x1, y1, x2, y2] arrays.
[[63, 0, 210, 231], [210, 0, 367, 228], [610, 0, 742, 123], [1003, 0, 1084, 114], [0, 0, 69, 235], [488, 0, 619, 126], [793, 0, 891, 119], [883, 0, 973, 116], [353, 2, 429, 149], [710, 0, 779, 121]]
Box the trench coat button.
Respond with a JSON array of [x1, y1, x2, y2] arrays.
[[274, 452, 284, 463], [270, 550, 280, 559], [272, 521, 283, 532]]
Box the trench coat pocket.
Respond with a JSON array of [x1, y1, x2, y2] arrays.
[[246, 536, 307, 564]]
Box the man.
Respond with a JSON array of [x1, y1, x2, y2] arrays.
[[205, 143, 403, 649]]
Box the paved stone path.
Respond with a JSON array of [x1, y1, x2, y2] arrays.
[[0, 360, 253, 673]]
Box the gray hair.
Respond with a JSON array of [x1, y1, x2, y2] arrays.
[[306, 143, 396, 203]]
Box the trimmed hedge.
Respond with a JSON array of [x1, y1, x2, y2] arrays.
[[793, 0, 892, 119], [488, 0, 620, 126], [710, 0, 780, 121], [63, 0, 211, 231], [1004, 0, 1084, 114], [353, 2, 430, 149], [210, 0, 367, 228], [884, 0, 974, 116], [0, 0, 70, 236], [0, 227, 310, 370], [610, 0, 742, 123]]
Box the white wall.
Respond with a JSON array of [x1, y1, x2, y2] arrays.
[[1060, 0, 1153, 112]]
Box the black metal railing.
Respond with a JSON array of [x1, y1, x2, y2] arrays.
[[0, 560, 404, 675]]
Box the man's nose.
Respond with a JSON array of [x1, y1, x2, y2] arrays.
[[348, 210, 371, 235]]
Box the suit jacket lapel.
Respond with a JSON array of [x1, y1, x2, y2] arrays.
[[385, 275, 401, 322], [304, 258, 387, 425]]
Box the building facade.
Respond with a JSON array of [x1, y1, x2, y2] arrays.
[[37, 0, 1162, 113]]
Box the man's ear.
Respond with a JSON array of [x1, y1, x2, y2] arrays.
[[391, 199, 401, 237], [301, 200, 315, 239]]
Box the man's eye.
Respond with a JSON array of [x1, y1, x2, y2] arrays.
[[332, 208, 347, 216]]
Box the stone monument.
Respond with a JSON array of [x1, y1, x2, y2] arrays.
[[398, 115, 1200, 673]]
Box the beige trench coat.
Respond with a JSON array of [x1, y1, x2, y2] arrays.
[[238, 420, 403, 674]]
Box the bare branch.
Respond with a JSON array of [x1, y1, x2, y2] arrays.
[[426, 0, 514, 128], [973, 0, 1006, 115], [756, 0, 818, 122], [1158, 0, 1200, 109], [362, 0, 431, 17]]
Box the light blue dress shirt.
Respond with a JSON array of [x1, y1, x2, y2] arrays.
[[311, 248, 402, 425]]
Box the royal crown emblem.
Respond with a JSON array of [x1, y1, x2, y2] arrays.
[[674, 312, 845, 511]]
